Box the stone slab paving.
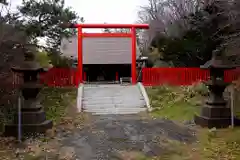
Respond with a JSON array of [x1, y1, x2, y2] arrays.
[[57, 115, 196, 160]]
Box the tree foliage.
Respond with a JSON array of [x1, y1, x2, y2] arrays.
[[0, 0, 7, 5], [102, 25, 130, 33], [138, 0, 240, 67], [0, 0, 82, 124], [18, 0, 82, 51]]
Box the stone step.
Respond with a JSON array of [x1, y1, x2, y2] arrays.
[[84, 86, 139, 89], [83, 93, 143, 97], [82, 104, 146, 109], [84, 84, 131, 88], [89, 111, 145, 115], [82, 98, 145, 104], [83, 102, 145, 107], [83, 107, 146, 115], [83, 92, 142, 97], [83, 97, 143, 101], [83, 86, 139, 90]]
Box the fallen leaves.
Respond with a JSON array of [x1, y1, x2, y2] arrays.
[[0, 87, 85, 159]]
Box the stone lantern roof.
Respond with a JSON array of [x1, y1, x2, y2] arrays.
[[201, 50, 237, 70], [11, 45, 44, 72]]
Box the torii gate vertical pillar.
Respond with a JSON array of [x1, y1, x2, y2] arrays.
[[77, 27, 83, 84], [131, 27, 137, 84], [65, 23, 149, 85]]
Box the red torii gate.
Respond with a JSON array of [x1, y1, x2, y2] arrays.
[[64, 23, 149, 85]]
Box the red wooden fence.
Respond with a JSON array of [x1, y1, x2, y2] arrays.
[[224, 68, 240, 83], [12, 67, 77, 88], [142, 67, 240, 86], [40, 68, 77, 87], [12, 67, 239, 87]]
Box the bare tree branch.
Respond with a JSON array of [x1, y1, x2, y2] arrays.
[[137, 0, 203, 54]]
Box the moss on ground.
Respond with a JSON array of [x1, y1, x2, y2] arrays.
[[39, 87, 77, 124], [145, 83, 240, 160]]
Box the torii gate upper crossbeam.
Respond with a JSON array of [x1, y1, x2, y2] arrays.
[[68, 23, 149, 29]]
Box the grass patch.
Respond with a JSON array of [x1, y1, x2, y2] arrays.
[[151, 128, 240, 160], [146, 83, 207, 121], [145, 84, 240, 160], [39, 87, 77, 124], [197, 128, 240, 160]]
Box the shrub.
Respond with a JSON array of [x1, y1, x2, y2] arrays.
[[49, 55, 73, 68]]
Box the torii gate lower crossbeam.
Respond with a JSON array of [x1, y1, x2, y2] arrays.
[[64, 23, 149, 85]]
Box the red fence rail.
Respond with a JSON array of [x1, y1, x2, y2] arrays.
[[12, 67, 239, 87], [40, 68, 77, 87], [224, 68, 240, 83], [142, 67, 240, 86], [12, 67, 77, 88]]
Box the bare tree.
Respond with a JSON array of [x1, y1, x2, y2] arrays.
[[137, 0, 204, 54], [0, 0, 8, 5], [0, 0, 27, 120], [219, 0, 240, 65], [0, 0, 27, 47]]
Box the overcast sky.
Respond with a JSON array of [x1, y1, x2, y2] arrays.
[[9, 0, 147, 32]]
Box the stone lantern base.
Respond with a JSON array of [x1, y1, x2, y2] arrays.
[[4, 103, 53, 137], [194, 106, 232, 128], [194, 79, 233, 128]]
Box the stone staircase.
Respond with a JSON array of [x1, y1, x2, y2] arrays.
[[81, 84, 146, 115]]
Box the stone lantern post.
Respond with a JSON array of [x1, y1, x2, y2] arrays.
[[194, 50, 237, 128], [4, 45, 52, 137]]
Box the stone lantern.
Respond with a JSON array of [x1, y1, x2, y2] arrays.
[[194, 50, 237, 128], [137, 56, 148, 82], [4, 45, 52, 137]]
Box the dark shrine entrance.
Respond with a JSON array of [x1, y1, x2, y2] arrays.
[[83, 64, 131, 83]]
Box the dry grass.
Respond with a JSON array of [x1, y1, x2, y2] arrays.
[[0, 87, 90, 160], [146, 83, 207, 121], [145, 83, 240, 160]]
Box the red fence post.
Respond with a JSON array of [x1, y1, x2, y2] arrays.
[[116, 72, 118, 81], [84, 72, 87, 81]]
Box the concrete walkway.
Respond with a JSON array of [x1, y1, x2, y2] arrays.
[[62, 84, 196, 159], [81, 84, 147, 115], [58, 115, 196, 160]]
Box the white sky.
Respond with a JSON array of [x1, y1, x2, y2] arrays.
[[9, 0, 147, 32], [6, 0, 148, 46]]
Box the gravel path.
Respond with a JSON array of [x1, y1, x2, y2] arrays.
[[57, 114, 196, 160]]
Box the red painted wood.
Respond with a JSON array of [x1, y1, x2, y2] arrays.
[[142, 68, 208, 86], [131, 27, 137, 84], [78, 27, 83, 85], [116, 72, 118, 81], [142, 67, 240, 86], [224, 68, 240, 83], [84, 72, 87, 81], [72, 23, 149, 29], [11, 67, 240, 87], [82, 33, 132, 37], [39, 68, 77, 87]]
